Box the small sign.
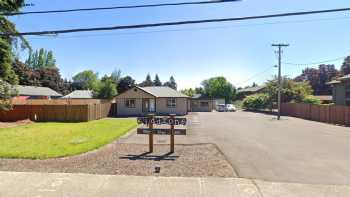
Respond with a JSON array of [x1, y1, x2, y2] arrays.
[[137, 117, 187, 126], [137, 128, 186, 135]]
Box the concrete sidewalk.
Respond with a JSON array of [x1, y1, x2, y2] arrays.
[[0, 172, 349, 197]]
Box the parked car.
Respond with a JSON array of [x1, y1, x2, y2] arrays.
[[217, 104, 226, 112], [225, 104, 236, 112]]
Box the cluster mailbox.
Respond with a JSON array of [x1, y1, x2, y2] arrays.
[[137, 115, 187, 153]]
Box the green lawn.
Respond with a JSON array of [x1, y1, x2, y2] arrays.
[[0, 118, 137, 159]]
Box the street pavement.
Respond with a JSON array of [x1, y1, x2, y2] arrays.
[[1, 171, 350, 197], [119, 111, 350, 185]]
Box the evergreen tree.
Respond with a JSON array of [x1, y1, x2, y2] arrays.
[[153, 74, 162, 86], [26, 48, 57, 69], [0, 0, 30, 110], [139, 74, 153, 87], [111, 69, 122, 85], [164, 76, 177, 90], [0, 79, 15, 110], [0, 38, 18, 84], [0, 0, 30, 53], [37, 48, 45, 68], [45, 51, 56, 68]]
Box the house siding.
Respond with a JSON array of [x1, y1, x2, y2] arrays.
[[116, 88, 154, 116], [333, 83, 346, 105], [156, 98, 188, 116], [190, 99, 225, 112], [115, 87, 188, 116], [191, 100, 213, 112]]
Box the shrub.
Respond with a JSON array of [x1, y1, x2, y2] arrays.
[[242, 94, 269, 110], [232, 100, 243, 109], [302, 95, 322, 105]]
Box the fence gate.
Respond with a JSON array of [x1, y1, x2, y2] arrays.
[[109, 103, 118, 117]]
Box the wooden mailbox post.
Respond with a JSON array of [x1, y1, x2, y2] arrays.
[[148, 114, 154, 153], [170, 114, 175, 153], [137, 114, 186, 153]]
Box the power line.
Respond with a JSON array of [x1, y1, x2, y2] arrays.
[[3, 7, 350, 37], [235, 66, 274, 87], [26, 15, 350, 40], [1, 0, 241, 16], [284, 56, 347, 66]]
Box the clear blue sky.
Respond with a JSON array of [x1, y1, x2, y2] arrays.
[[9, 0, 350, 89]]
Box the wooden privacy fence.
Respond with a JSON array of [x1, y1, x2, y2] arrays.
[[0, 100, 113, 122], [281, 103, 350, 126]]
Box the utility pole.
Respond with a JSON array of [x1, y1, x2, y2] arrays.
[[272, 43, 289, 120]]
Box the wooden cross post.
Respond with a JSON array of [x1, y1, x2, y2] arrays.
[[148, 114, 154, 153], [170, 114, 175, 153]]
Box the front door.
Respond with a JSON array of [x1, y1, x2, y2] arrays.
[[142, 98, 156, 113], [149, 98, 155, 112]]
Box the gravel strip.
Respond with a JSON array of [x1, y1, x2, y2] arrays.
[[0, 143, 235, 178], [0, 119, 32, 128]]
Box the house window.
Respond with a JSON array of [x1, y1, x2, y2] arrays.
[[125, 99, 136, 108], [200, 101, 209, 107], [167, 98, 176, 108]]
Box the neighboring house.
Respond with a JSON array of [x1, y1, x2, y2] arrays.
[[12, 85, 62, 100], [61, 90, 94, 99], [237, 85, 266, 99], [189, 94, 225, 112], [313, 95, 333, 104], [114, 86, 189, 116], [327, 75, 350, 105]]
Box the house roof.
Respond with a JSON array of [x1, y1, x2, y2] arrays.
[[339, 74, 350, 81], [16, 85, 62, 97], [237, 86, 265, 93], [137, 86, 189, 98], [61, 90, 93, 99], [191, 94, 222, 100], [326, 80, 341, 85]]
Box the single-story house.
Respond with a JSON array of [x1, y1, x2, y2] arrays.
[[327, 75, 350, 105], [114, 86, 189, 116], [237, 85, 266, 99], [189, 94, 225, 112], [12, 85, 62, 100], [61, 90, 94, 99]]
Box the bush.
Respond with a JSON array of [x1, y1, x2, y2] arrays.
[[242, 94, 269, 110], [232, 100, 243, 109], [302, 95, 322, 105]]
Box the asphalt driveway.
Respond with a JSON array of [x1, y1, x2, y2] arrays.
[[186, 111, 350, 185], [119, 111, 350, 185]]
